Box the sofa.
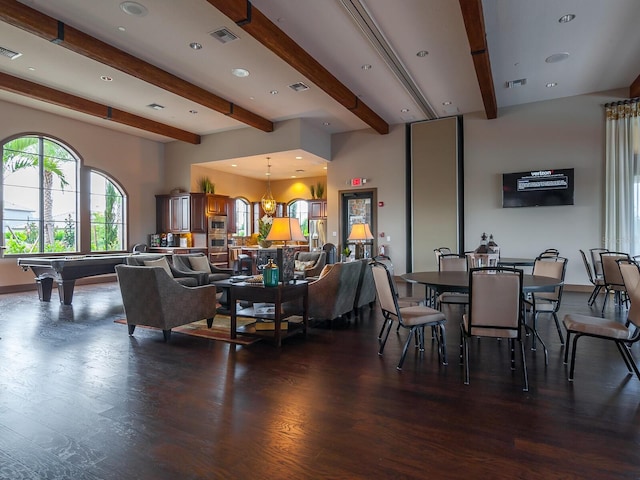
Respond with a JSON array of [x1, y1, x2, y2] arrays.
[[294, 251, 327, 278], [115, 264, 217, 342], [125, 254, 200, 286]]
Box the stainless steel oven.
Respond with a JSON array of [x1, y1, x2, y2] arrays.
[[207, 215, 227, 257]]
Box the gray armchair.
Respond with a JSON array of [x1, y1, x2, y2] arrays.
[[172, 253, 233, 285], [294, 251, 327, 278], [115, 264, 217, 342], [125, 254, 199, 286]]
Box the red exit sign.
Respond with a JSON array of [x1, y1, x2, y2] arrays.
[[350, 177, 364, 186]]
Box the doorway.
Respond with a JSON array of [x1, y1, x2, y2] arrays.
[[340, 189, 377, 258]]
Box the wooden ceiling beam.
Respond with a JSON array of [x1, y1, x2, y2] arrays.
[[0, 72, 201, 144], [631, 74, 640, 98], [207, 0, 390, 135], [458, 0, 498, 119], [0, 0, 273, 133]]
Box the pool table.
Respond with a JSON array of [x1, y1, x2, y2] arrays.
[[17, 254, 147, 305]]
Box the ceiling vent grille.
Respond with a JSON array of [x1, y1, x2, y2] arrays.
[[0, 46, 22, 60], [506, 78, 527, 88], [210, 27, 239, 44], [289, 82, 309, 92]]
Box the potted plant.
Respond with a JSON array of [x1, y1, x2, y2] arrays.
[[341, 246, 351, 262], [316, 182, 325, 199], [309, 184, 316, 199], [258, 215, 273, 248], [198, 176, 215, 194]]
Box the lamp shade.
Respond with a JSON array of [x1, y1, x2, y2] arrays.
[[265, 217, 307, 242], [347, 223, 374, 241]]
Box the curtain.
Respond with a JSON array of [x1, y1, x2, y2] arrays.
[[605, 99, 640, 255]]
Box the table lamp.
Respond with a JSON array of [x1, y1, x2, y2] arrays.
[[348, 223, 374, 259], [265, 217, 307, 245]]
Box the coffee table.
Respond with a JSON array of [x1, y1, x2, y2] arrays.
[[229, 280, 308, 347]]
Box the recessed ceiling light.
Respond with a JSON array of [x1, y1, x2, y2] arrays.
[[120, 1, 148, 17], [442, 101, 452, 106], [546, 82, 558, 88], [361, 64, 372, 70], [100, 75, 113, 82], [545, 52, 570, 63], [558, 14, 576, 23], [323, 122, 331, 126], [401, 108, 410, 113], [147, 103, 164, 110], [232, 68, 249, 77], [231, 164, 237, 167], [416, 50, 429, 57], [117, 26, 126, 32], [323, 166, 328, 170], [295, 156, 302, 160], [270, 90, 278, 95], [189, 42, 202, 50], [28, 66, 36, 71]]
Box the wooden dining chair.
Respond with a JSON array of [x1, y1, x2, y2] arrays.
[[563, 264, 640, 382], [460, 267, 528, 391], [371, 261, 447, 370]]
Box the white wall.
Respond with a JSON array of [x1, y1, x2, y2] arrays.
[[0, 100, 164, 289], [464, 89, 627, 285]]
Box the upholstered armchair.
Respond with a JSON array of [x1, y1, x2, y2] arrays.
[[125, 254, 199, 286], [172, 253, 233, 285], [115, 264, 217, 342], [294, 251, 327, 278], [305, 260, 362, 323]]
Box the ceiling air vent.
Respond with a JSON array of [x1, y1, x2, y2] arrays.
[[0, 46, 22, 60], [505, 78, 527, 88], [289, 82, 309, 92], [210, 27, 239, 44]]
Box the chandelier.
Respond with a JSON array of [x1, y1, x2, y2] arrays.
[[261, 157, 277, 215]]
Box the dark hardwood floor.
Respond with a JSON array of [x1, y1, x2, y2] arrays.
[[0, 280, 639, 479]]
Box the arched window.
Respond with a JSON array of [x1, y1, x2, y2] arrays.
[[2, 134, 128, 255], [288, 199, 309, 237], [234, 197, 251, 236], [2, 135, 79, 254], [90, 170, 126, 252]]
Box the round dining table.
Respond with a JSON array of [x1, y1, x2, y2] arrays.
[[402, 270, 561, 294]]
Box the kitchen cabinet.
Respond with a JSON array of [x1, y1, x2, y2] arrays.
[[309, 199, 327, 219], [207, 194, 228, 215], [226, 197, 236, 233], [157, 193, 229, 234]]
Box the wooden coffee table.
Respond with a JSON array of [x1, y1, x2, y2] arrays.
[[228, 280, 308, 347]]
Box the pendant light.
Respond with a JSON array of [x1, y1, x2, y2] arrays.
[[261, 157, 277, 215]]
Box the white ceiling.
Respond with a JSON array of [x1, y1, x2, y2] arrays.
[[1, 0, 639, 179]]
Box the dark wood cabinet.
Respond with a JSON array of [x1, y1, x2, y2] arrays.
[[226, 197, 236, 233], [157, 193, 229, 233], [207, 195, 227, 215], [309, 199, 327, 219]]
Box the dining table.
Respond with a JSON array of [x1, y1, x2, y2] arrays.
[[402, 270, 560, 296]]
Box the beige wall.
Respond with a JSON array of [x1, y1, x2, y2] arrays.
[[0, 100, 164, 289]]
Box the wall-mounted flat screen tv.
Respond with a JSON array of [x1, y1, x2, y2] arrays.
[[502, 168, 574, 208]]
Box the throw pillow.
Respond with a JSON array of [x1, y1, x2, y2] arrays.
[[295, 260, 316, 271], [189, 255, 211, 273], [144, 257, 173, 277], [319, 264, 333, 279]]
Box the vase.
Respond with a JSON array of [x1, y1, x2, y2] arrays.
[[259, 240, 272, 248]]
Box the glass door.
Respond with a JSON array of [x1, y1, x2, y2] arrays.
[[341, 189, 376, 259]]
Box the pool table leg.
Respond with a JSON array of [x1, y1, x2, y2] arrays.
[[36, 277, 54, 302], [57, 279, 76, 305]]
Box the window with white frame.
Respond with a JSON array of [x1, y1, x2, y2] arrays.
[[287, 199, 309, 237], [234, 198, 251, 236], [90, 170, 126, 252]]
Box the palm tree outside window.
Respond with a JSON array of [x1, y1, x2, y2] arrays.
[[2, 135, 77, 254]]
